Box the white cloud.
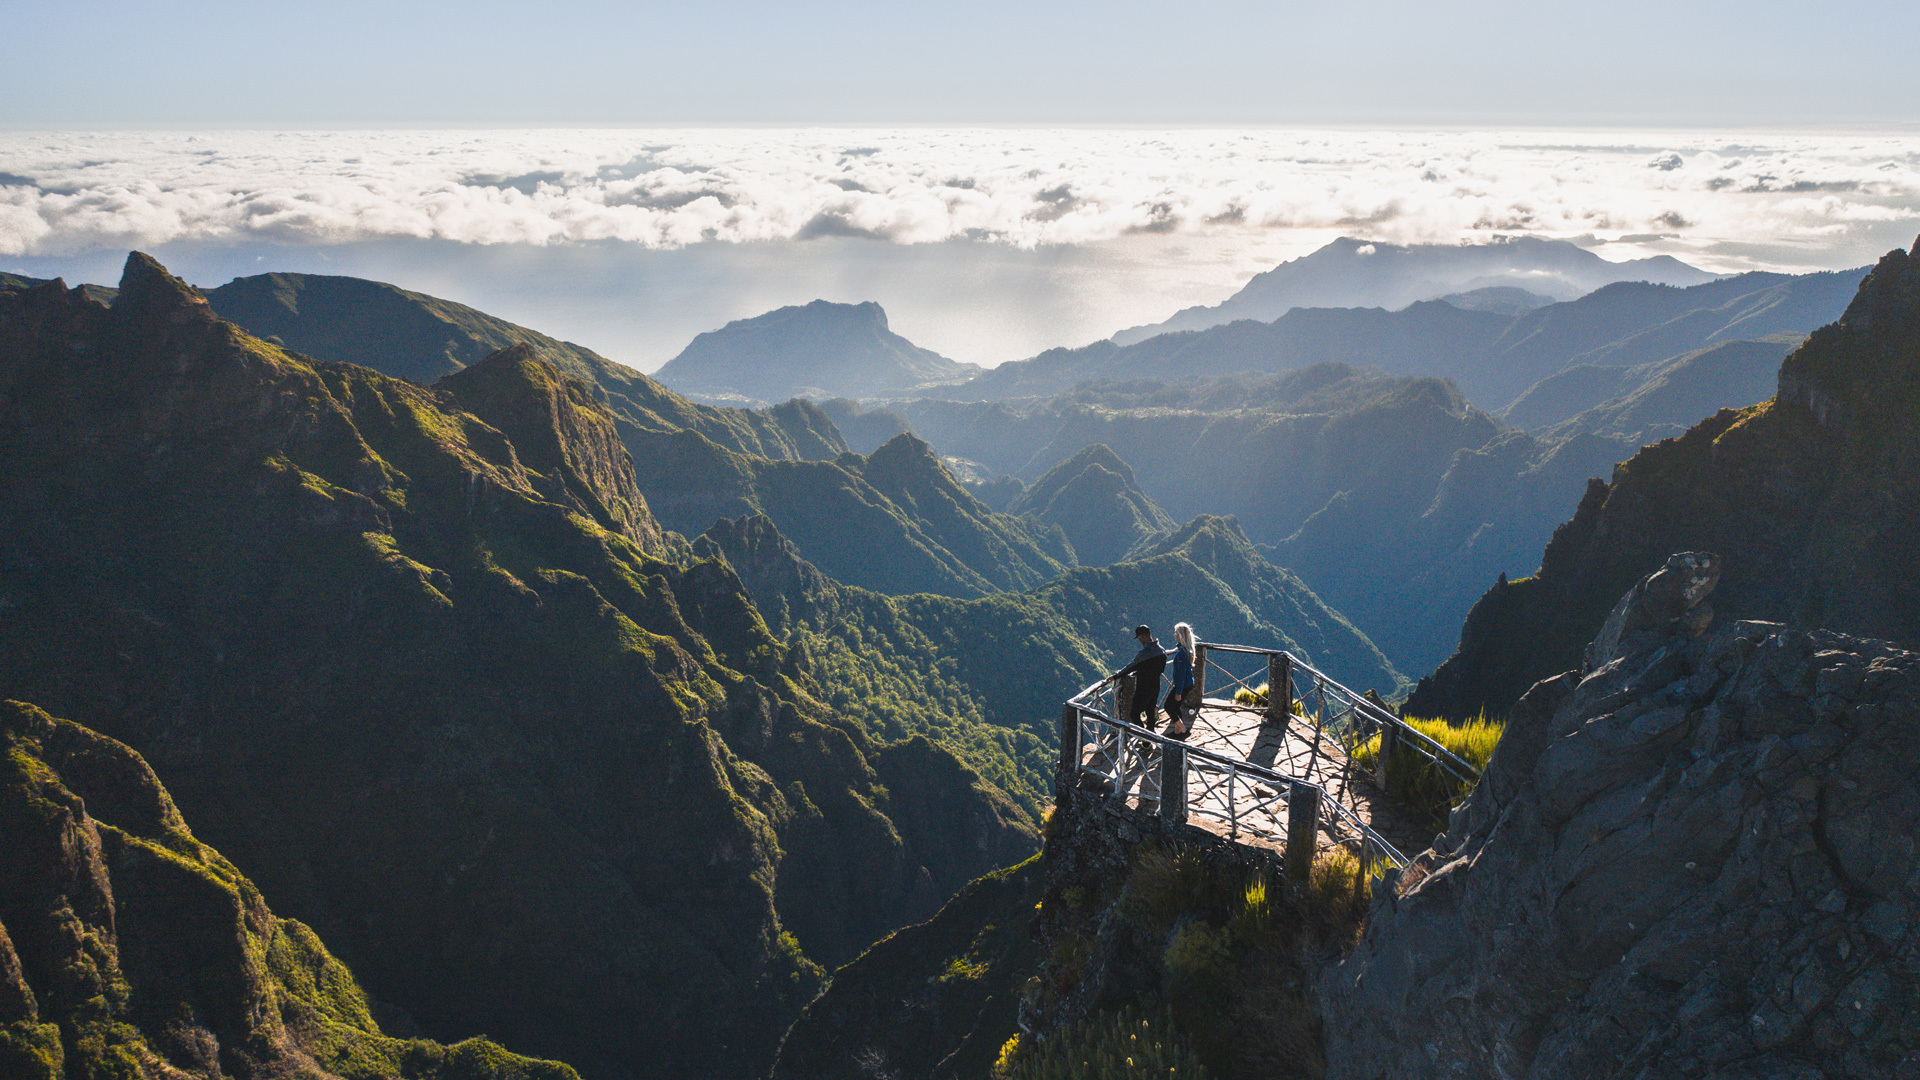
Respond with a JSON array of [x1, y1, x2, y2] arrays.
[[0, 129, 1916, 272]]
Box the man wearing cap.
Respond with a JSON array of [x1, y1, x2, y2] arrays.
[[1111, 624, 1168, 731]]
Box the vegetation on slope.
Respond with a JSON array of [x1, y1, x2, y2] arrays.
[[0, 257, 1037, 1080], [1008, 444, 1176, 567], [0, 700, 578, 1080], [701, 513, 1403, 820], [202, 270, 848, 463]]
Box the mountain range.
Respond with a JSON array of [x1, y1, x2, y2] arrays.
[[1408, 235, 1920, 721], [1110, 235, 1721, 345], [949, 264, 1866, 411], [0, 257, 1037, 1079]]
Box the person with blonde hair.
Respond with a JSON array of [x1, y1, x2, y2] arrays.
[[1164, 622, 1197, 739]]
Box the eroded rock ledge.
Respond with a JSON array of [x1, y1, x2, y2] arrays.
[[1323, 553, 1920, 1078]]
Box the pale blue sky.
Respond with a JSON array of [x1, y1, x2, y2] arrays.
[[5, 0, 1919, 126]]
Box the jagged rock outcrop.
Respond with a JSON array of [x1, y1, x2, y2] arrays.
[[1409, 237, 1920, 721], [1323, 554, 1920, 1078], [1008, 444, 1175, 567], [0, 700, 577, 1080]]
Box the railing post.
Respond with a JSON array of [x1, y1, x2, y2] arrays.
[[1110, 726, 1130, 809], [1059, 705, 1081, 792], [1286, 781, 1319, 883], [1375, 719, 1398, 792], [1190, 644, 1207, 713], [1159, 741, 1186, 826], [1266, 652, 1292, 726]]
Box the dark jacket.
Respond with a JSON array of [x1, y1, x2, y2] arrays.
[[1168, 647, 1193, 693], [1117, 638, 1167, 687]]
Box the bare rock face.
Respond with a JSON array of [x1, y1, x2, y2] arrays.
[[1322, 556, 1920, 1078]]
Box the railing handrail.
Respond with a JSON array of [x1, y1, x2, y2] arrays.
[[1188, 640, 1482, 785], [1062, 687, 1410, 868]]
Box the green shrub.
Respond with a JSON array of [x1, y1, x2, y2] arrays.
[[1351, 714, 1503, 825], [994, 1007, 1210, 1080]]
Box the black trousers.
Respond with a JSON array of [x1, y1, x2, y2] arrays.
[[1126, 679, 1161, 731], [1163, 687, 1193, 739]]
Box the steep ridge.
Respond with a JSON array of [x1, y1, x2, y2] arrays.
[[1502, 334, 1799, 432], [1007, 444, 1176, 566], [644, 432, 1071, 598], [950, 266, 1863, 410], [771, 855, 1044, 1080], [1324, 555, 1920, 1076], [0, 256, 1037, 1080], [0, 700, 578, 1080], [1408, 237, 1920, 721], [1111, 235, 1718, 344], [953, 302, 1512, 404], [653, 299, 982, 404], [1541, 335, 1801, 444], [202, 271, 848, 463]]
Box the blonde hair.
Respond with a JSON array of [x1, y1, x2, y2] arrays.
[[1173, 622, 1195, 656]]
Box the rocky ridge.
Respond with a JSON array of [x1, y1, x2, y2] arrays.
[[1323, 552, 1920, 1077]]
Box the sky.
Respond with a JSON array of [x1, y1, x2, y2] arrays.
[[3, 2, 1919, 369], [6, 0, 1920, 127]]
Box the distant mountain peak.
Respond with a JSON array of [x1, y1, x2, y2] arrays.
[[1779, 235, 1920, 434], [1011, 443, 1174, 567], [1110, 235, 1719, 346], [655, 300, 982, 405], [116, 249, 209, 324]]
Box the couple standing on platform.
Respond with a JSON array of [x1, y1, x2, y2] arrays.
[[1108, 622, 1197, 740]]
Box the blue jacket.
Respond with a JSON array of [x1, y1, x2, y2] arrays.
[[1168, 647, 1193, 693]]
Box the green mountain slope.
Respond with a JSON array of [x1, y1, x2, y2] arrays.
[[202, 271, 847, 463], [0, 258, 1037, 1080], [1009, 444, 1176, 566], [1407, 236, 1920, 720], [0, 700, 579, 1080], [771, 854, 1044, 1080], [646, 432, 1072, 598]]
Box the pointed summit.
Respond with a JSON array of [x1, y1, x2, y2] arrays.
[[1778, 234, 1920, 436], [1011, 444, 1174, 567], [114, 250, 209, 327]]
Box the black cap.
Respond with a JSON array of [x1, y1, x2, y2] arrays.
[[1134, 625, 1151, 637]]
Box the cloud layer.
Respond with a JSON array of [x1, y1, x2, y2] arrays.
[[2, 128, 1917, 271]]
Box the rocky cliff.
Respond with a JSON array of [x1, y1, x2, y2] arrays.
[[1408, 237, 1920, 722], [1323, 552, 1920, 1076], [0, 255, 1035, 1080], [0, 700, 577, 1080]]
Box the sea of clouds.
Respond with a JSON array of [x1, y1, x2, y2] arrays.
[[3, 128, 1917, 267], [3, 129, 1918, 367]]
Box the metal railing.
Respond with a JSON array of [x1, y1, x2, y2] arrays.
[[1059, 640, 1488, 878], [1194, 642, 1480, 790]]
